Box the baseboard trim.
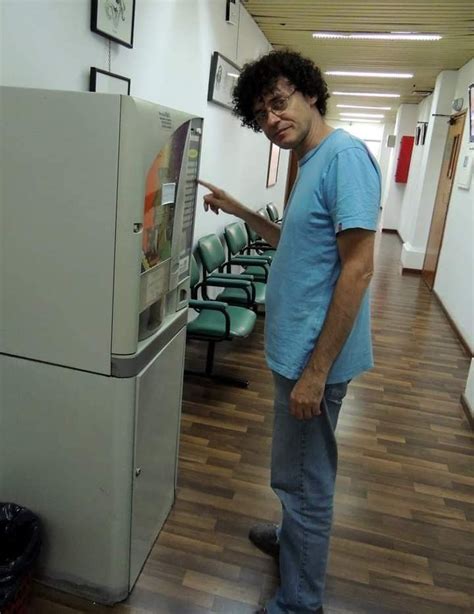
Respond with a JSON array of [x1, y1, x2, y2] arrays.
[[382, 228, 403, 244], [433, 289, 473, 357], [460, 393, 474, 430], [401, 267, 421, 275]]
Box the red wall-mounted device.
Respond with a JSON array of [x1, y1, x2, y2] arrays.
[[395, 136, 415, 183]]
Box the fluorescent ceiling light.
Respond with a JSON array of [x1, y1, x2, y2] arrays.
[[227, 72, 239, 79], [340, 112, 385, 118], [333, 91, 400, 98], [337, 104, 392, 110], [313, 31, 442, 41], [326, 70, 413, 79], [339, 118, 382, 123]]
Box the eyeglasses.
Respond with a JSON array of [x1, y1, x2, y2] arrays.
[[254, 89, 296, 125]]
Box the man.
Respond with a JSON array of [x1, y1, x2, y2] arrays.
[[199, 50, 380, 614]]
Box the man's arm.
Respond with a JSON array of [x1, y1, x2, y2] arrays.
[[290, 228, 375, 420], [198, 179, 281, 248]]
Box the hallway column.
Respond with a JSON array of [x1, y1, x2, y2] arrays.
[[381, 104, 418, 231], [400, 70, 457, 270]]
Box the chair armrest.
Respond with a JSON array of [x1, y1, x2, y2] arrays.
[[205, 274, 255, 305], [205, 277, 252, 289], [212, 271, 255, 281], [211, 272, 258, 287], [189, 299, 227, 312], [252, 240, 272, 248], [188, 299, 231, 338], [230, 256, 271, 267]]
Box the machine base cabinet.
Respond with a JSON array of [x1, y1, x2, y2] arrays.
[[0, 328, 186, 604]]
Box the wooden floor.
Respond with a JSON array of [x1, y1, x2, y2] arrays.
[[32, 233, 474, 614]]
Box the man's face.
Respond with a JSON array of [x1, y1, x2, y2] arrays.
[[252, 77, 318, 151]]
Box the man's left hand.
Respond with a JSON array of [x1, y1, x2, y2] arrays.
[[289, 370, 327, 420]]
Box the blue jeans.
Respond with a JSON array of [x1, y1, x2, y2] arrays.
[[266, 372, 349, 614]]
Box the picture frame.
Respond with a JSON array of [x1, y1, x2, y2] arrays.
[[421, 122, 428, 146], [415, 125, 421, 146], [266, 142, 281, 187], [91, 0, 136, 48], [226, 0, 238, 25], [207, 51, 240, 111], [89, 67, 131, 95]]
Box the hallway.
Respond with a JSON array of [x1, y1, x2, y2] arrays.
[[33, 233, 474, 613]]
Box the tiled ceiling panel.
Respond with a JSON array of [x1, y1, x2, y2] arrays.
[[243, 0, 474, 121]]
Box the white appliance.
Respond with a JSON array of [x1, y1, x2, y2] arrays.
[[0, 87, 203, 603]]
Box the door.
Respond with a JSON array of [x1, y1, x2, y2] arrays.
[[422, 112, 466, 290], [129, 326, 186, 587]]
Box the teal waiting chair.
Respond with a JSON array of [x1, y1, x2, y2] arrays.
[[185, 255, 257, 387], [224, 222, 271, 283], [266, 202, 282, 223], [198, 233, 266, 311], [245, 208, 277, 260]]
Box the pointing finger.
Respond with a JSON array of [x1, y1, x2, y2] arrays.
[[197, 179, 219, 193]]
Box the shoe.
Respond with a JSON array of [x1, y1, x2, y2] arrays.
[[248, 523, 280, 559]]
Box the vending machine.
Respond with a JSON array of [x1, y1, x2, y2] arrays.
[[0, 87, 203, 603]]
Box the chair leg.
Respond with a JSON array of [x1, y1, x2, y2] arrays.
[[205, 341, 216, 376], [185, 340, 249, 388]]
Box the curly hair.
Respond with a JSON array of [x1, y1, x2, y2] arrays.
[[232, 50, 330, 132]]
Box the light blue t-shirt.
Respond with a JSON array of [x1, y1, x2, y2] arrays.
[[265, 129, 381, 383]]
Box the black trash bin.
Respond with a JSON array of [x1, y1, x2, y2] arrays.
[[0, 503, 41, 614]]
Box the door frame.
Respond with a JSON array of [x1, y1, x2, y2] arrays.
[[421, 111, 466, 290]]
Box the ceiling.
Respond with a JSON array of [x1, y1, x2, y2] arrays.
[[243, 0, 474, 123]]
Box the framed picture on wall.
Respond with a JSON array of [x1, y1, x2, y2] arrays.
[[225, 0, 238, 24], [421, 122, 428, 146], [415, 125, 421, 146], [266, 142, 280, 187], [91, 0, 136, 48], [208, 52, 240, 111], [89, 67, 131, 95]]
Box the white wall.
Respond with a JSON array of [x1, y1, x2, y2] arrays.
[[379, 122, 396, 199], [397, 95, 432, 247], [434, 58, 474, 352], [381, 104, 418, 231], [0, 0, 289, 243], [400, 70, 458, 268]]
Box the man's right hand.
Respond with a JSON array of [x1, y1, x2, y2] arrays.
[[197, 179, 281, 249], [197, 179, 246, 217]]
